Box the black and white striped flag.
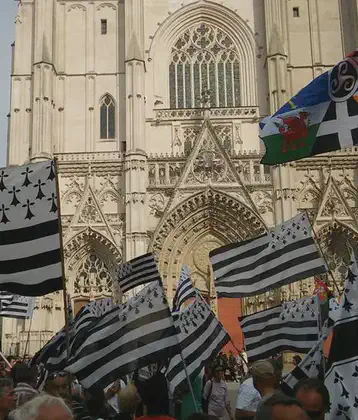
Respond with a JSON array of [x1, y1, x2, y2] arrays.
[[210, 213, 327, 297], [0, 293, 35, 319], [172, 266, 197, 311], [166, 294, 229, 395], [0, 161, 62, 296], [281, 335, 325, 395], [66, 282, 180, 391], [240, 296, 319, 361], [117, 253, 161, 293], [33, 298, 114, 373], [325, 251, 358, 420]]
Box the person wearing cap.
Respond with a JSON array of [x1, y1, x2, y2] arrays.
[[235, 360, 277, 420], [202, 364, 233, 420]]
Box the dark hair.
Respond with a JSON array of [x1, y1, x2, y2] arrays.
[[186, 414, 218, 420], [269, 358, 283, 373], [136, 372, 169, 416], [293, 378, 330, 411], [11, 363, 37, 386], [0, 379, 13, 396], [255, 392, 303, 420]]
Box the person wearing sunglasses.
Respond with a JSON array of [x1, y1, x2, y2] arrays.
[[44, 372, 91, 420], [293, 379, 330, 420]]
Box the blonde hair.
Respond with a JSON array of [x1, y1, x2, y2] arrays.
[[118, 384, 141, 414]]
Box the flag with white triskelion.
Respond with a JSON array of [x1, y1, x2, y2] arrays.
[[240, 296, 319, 361], [0, 292, 35, 319], [117, 253, 161, 293], [210, 213, 327, 297], [0, 161, 62, 296], [172, 265, 197, 311], [166, 294, 229, 395], [325, 251, 358, 420], [65, 282, 180, 391]]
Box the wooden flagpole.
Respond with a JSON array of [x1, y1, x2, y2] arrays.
[[23, 316, 33, 359], [54, 158, 71, 363], [305, 211, 342, 296]]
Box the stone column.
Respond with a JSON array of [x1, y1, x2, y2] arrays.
[[264, 1, 299, 304], [124, 0, 148, 261]]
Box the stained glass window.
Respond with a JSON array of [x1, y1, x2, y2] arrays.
[[169, 23, 241, 109], [100, 94, 116, 140]]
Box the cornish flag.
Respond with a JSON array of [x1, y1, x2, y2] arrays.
[[325, 251, 358, 420], [210, 213, 327, 297], [0, 161, 62, 296], [240, 296, 320, 361]]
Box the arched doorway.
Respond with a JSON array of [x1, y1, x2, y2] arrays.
[[150, 188, 266, 352]]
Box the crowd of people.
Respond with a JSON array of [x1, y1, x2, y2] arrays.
[[0, 353, 329, 420]]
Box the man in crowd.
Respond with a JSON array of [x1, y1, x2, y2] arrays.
[[44, 372, 91, 420], [0, 379, 15, 420], [10, 394, 73, 420], [11, 363, 39, 407], [293, 379, 330, 420], [235, 360, 279, 420], [254, 393, 309, 420]]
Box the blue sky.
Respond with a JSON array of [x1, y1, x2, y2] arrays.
[[0, 2, 18, 167]]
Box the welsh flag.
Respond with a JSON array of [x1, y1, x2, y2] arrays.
[[261, 50, 358, 165], [313, 277, 331, 304]]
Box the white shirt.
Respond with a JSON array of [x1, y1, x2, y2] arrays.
[[236, 377, 261, 412], [105, 380, 126, 413]]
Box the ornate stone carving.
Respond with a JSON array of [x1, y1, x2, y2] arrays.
[[68, 4, 87, 12], [149, 193, 165, 217], [96, 3, 117, 11], [186, 135, 235, 184], [75, 254, 113, 297], [79, 196, 102, 223], [321, 193, 348, 217], [251, 191, 273, 214], [125, 193, 145, 204]]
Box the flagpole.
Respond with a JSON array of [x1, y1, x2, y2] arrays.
[[305, 212, 342, 296], [23, 316, 33, 359], [179, 351, 199, 412], [54, 158, 71, 363]]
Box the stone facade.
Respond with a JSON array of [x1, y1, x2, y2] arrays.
[[4, 0, 358, 355]]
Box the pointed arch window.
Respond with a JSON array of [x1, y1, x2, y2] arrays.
[[100, 94, 116, 140], [169, 23, 241, 109]]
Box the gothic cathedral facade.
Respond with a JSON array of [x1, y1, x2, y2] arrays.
[[4, 0, 358, 355]]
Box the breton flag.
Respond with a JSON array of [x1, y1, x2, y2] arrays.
[[66, 282, 180, 391], [261, 49, 358, 165], [325, 251, 358, 420], [172, 266, 197, 311], [210, 213, 327, 298], [281, 335, 325, 395], [240, 296, 319, 361], [34, 298, 114, 373], [0, 161, 62, 296], [166, 294, 229, 395], [0, 293, 35, 319], [117, 253, 161, 293]]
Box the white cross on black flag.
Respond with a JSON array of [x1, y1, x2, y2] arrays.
[[312, 97, 358, 155], [0, 161, 62, 296]]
